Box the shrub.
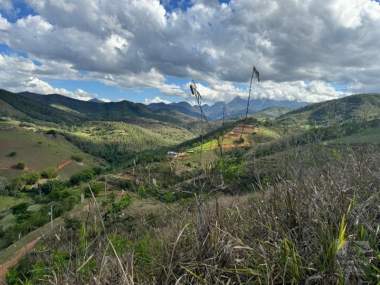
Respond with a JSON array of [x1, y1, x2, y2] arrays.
[[109, 194, 132, 216], [92, 166, 104, 175], [11, 202, 29, 215], [71, 154, 83, 162], [40, 180, 66, 195], [13, 162, 25, 170], [40, 168, 58, 179], [84, 181, 103, 197], [64, 217, 81, 231], [137, 185, 148, 198], [0, 177, 9, 194], [21, 172, 40, 185], [161, 191, 176, 203], [70, 169, 95, 185], [7, 151, 16, 157], [117, 194, 132, 209], [46, 129, 57, 136], [9, 177, 25, 191]]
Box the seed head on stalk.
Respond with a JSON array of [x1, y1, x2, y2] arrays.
[[240, 66, 260, 140]]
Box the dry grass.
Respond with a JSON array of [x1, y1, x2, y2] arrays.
[[6, 145, 380, 284]]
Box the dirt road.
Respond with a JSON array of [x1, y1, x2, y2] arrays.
[[0, 201, 90, 284]]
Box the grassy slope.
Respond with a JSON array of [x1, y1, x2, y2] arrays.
[[277, 93, 380, 127], [331, 125, 380, 144], [0, 99, 30, 121], [69, 121, 195, 151], [252, 106, 291, 120], [0, 196, 30, 212], [0, 90, 199, 127], [0, 123, 98, 179], [6, 144, 379, 284]]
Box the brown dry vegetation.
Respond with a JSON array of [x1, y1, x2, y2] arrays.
[[7, 144, 380, 284]]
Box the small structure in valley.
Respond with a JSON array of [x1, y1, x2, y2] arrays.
[[167, 151, 178, 158]]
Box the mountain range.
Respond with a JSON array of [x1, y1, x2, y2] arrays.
[[147, 96, 307, 120], [0, 89, 308, 125], [3, 89, 380, 128]]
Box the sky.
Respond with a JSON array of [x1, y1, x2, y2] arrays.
[[0, 0, 379, 104]]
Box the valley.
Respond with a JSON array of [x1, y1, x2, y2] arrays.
[[0, 90, 379, 284]]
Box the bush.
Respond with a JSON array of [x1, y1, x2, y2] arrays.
[[13, 162, 25, 170], [9, 177, 25, 191], [64, 217, 81, 231], [71, 154, 83, 162], [109, 194, 132, 216], [40, 180, 66, 195], [84, 181, 103, 197], [7, 151, 16, 157], [161, 191, 176, 203], [46, 129, 57, 136], [40, 168, 58, 179], [0, 177, 9, 194], [21, 172, 40, 185], [92, 166, 104, 175], [11, 202, 29, 215], [70, 169, 95, 185]]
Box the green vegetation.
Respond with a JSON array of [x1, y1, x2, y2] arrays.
[[0, 124, 98, 179], [0, 176, 82, 250], [278, 93, 380, 127], [40, 168, 57, 179], [0, 196, 30, 212], [7, 151, 16, 158], [0, 89, 198, 125], [6, 145, 379, 284], [1, 91, 380, 284], [13, 162, 25, 170], [71, 154, 83, 162]]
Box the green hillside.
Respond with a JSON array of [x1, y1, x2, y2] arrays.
[[0, 99, 31, 121], [63, 121, 195, 162], [1, 91, 380, 284], [0, 90, 197, 126], [277, 93, 380, 127], [0, 122, 99, 179], [252, 106, 292, 120]]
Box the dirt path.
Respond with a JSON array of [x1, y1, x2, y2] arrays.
[[0, 201, 90, 284], [56, 159, 72, 171], [0, 238, 40, 284]]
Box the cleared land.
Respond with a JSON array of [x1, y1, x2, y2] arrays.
[[0, 123, 98, 179]]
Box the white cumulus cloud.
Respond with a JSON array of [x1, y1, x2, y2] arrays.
[[0, 0, 379, 102]]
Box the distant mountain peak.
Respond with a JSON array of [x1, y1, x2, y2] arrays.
[[229, 96, 247, 104], [89, 98, 104, 103]]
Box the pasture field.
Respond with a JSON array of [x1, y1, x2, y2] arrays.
[[70, 121, 195, 150], [331, 125, 380, 144], [0, 196, 30, 212], [0, 123, 98, 179]]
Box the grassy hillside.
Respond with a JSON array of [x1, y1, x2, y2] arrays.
[[0, 122, 99, 179], [0, 89, 198, 126], [63, 121, 195, 162], [0, 99, 31, 121], [0, 90, 79, 124], [1, 92, 380, 284], [277, 93, 380, 127], [4, 130, 379, 284], [252, 106, 292, 120]]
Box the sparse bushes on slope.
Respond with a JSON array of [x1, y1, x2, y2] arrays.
[[13, 161, 25, 170], [40, 168, 57, 179], [71, 154, 83, 162], [20, 171, 40, 185], [7, 151, 16, 157], [69, 168, 96, 185], [8, 145, 379, 284]]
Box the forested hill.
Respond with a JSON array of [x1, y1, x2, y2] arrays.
[[277, 93, 380, 126], [0, 89, 197, 125]]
